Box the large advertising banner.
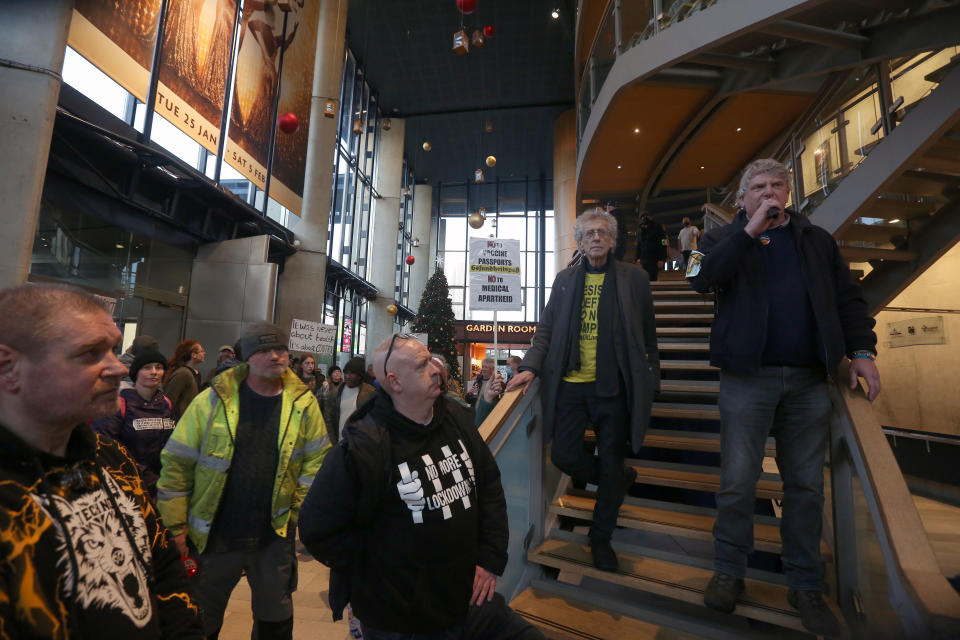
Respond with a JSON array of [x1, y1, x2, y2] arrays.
[[69, 0, 163, 102], [269, 0, 319, 216], [154, 0, 239, 153], [224, 2, 290, 190], [469, 238, 523, 312]]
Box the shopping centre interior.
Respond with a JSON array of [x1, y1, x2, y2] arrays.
[[3, 0, 960, 637]]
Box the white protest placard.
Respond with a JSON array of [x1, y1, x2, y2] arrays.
[[289, 318, 337, 356], [469, 237, 522, 312]]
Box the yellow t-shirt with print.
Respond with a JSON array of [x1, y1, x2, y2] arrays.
[[563, 272, 605, 383]]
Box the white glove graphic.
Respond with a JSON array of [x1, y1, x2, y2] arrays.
[[397, 463, 425, 523]]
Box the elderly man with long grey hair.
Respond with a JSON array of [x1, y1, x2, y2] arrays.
[[508, 207, 660, 572]]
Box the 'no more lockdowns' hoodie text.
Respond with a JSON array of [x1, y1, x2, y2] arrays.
[[299, 390, 508, 633], [0, 422, 202, 639]]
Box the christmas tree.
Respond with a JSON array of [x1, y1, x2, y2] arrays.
[[411, 267, 461, 383]]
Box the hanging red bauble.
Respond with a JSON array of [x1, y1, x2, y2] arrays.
[[483, 25, 495, 38], [405, 255, 415, 265], [277, 112, 299, 134], [457, 0, 477, 14]]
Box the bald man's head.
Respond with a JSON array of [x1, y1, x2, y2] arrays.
[[374, 335, 443, 402]]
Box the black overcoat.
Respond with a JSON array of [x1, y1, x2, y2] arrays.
[[521, 258, 660, 450]]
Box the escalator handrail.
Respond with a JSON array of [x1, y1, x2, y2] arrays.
[[831, 361, 960, 632]]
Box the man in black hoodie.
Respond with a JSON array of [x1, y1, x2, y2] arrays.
[[0, 284, 202, 639], [299, 335, 542, 639]]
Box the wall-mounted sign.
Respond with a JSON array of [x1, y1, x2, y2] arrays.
[[468, 238, 522, 312], [888, 316, 945, 348], [454, 321, 537, 344]]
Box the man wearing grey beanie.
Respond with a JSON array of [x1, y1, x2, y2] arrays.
[[158, 321, 330, 639]]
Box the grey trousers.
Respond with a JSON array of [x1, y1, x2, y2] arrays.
[[194, 534, 297, 637]]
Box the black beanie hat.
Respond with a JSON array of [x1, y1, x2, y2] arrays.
[[240, 322, 288, 361], [343, 357, 365, 376], [130, 348, 167, 383]]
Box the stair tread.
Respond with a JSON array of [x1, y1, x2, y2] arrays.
[[550, 493, 833, 556], [657, 327, 711, 335], [510, 586, 706, 640], [528, 536, 812, 632], [655, 314, 714, 322], [655, 301, 715, 308], [658, 343, 710, 351], [660, 360, 718, 371], [628, 459, 783, 498], [643, 428, 775, 456], [652, 290, 711, 298], [660, 379, 719, 393]]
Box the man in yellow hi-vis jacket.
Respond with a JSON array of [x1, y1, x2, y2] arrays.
[[157, 322, 329, 639]]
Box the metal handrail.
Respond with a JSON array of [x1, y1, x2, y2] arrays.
[[829, 361, 960, 639]]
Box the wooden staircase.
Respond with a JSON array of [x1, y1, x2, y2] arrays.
[[510, 274, 839, 639]]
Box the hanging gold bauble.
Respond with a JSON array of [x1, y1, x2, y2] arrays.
[[485, 155, 497, 167], [468, 211, 485, 229], [386, 304, 398, 316], [422, 141, 432, 151]]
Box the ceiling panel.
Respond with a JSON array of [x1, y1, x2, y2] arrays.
[[658, 91, 813, 190], [347, 0, 575, 185], [578, 84, 713, 196]]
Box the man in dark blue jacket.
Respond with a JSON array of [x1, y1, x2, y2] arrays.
[[687, 158, 881, 637]]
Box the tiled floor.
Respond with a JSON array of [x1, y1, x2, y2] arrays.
[[218, 543, 353, 639]]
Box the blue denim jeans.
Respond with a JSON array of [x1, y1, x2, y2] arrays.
[[714, 366, 831, 590]]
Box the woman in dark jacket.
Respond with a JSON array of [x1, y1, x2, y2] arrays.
[[91, 348, 178, 497], [164, 339, 204, 416]]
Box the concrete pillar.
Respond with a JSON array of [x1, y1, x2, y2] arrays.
[[0, 1, 74, 287], [407, 183, 433, 312], [365, 118, 406, 354], [275, 0, 348, 337], [553, 109, 578, 273], [186, 236, 277, 380]]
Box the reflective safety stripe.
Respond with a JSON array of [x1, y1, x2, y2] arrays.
[[157, 488, 190, 501], [291, 435, 330, 461], [164, 438, 199, 461], [188, 513, 212, 533], [298, 474, 313, 487], [198, 454, 231, 473], [304, 435, 330, 454], [273, 506, 290, 519]]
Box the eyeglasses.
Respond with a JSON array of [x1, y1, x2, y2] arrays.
[[583, 228, 611, 240], [383, 333, 417, 378]]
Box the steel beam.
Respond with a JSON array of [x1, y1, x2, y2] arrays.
[[760, 20, 869, 50]]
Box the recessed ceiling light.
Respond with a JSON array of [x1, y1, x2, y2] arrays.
[[700, 165, 705, 170], [116, 243, 125, 249], [736, 127, 742, 132], [889, 218, 901, 224], [634, 127, 640, 133], [617, 165, 622, 169], [551, 9, 560, 19]]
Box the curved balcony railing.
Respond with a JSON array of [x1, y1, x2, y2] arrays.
[[577, 0, 719, 139]]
